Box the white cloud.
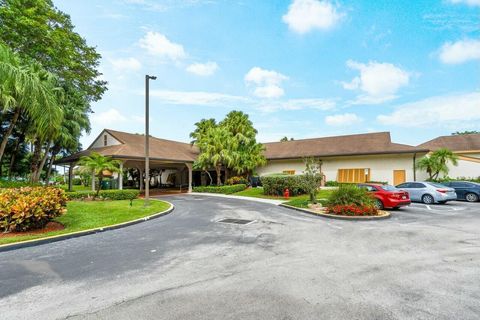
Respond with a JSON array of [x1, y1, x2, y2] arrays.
[[186, 61, 218, 76], [448, 0, 480, 6], [245, 67, 288, 98], [92, 108, 127, 126], [282, 0, 342, 34], [257, 98, 336, 112], [377, 92, 480, 127], [342, 60, 410, 104], [325, 113, 362, 126], [438, 39, 480, 64], [148, 90, 249, 106], [110, 57, 142, 72], [139, 31, 186, 60]]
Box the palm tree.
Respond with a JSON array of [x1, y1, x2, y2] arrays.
[[77, 152, 121, 197], [416, 148, 458, 180], [0, 44, 63, 164], [189, 118, 216, 145]]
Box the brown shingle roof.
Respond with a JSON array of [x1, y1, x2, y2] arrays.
[[56, 129, 198, 164], [418, 134, 480, 152], [263, 132, 428, 160]]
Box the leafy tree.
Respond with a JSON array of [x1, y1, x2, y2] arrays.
[[280, 136, 294, 142], [190, 118, 216, 145], [77, 152, 121, 197], [452, 130, 479, 135], [303, 157, 323, 204], [416, 148, 458, 180]]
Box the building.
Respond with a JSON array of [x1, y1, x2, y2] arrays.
[[418, 133, 480, 180], [56, 129, 480, 191]]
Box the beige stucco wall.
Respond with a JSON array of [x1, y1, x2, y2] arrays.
[[445, 152, 480, 179], [90, 131, 121, 149], [257, 154, 421, 185]]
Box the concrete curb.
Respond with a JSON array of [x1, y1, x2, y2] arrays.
[[188, 192, 285, 205], [279, 204, 391, 221], [0, 200, 174, 253]]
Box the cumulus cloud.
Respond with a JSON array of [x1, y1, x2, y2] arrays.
[[91, 108, 127, 126], [448, 0, 480, 6], [110, 57, 142, 72], [139, 31, 186, 60], [282, 0, 342, 34], [186, 61, 218, 76], [342, 60, 410, 104], [325, 113, 362, 126], [439, 39, 480, 64], [377, 92, 480, 127], [244, 67, 289, 98]]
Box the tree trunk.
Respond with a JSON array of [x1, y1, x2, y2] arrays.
[[7, 135, 23, 179], [224, 168, 229, 182], [45, 150, 58, 184], [0, 107, 21, 163], [204, 170, 213, 185], [30, 139, 43, 183], [35, 141, 52, 182], [96, 175, 102, 198], [215, 165, 222, 186]]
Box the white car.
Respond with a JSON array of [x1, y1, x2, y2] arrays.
[[395, 181, 457, 204]]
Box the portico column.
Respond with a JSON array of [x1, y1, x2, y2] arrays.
[[68, 163, 74, 192], [91, 169, 95, 191], [138, 167, 144, 191], [119, 162, 123, 190], [185, 163, 193, 193]]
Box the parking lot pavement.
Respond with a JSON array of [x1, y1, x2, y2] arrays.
[[1, 195, 479, 320]]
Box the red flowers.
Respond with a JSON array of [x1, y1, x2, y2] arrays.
[[326, 204, 378, 216]]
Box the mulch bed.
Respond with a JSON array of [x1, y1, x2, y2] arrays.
[[0, 222, 65, 238]]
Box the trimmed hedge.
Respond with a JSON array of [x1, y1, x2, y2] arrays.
[[0, 187, 67, 232], [260, 175, 308, 196], [225, 176, 248, 185], [0, 180, 42, 188], [65, 189, 140, 201], [193, 184, 247, 194]]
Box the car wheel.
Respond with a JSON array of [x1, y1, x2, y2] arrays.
[[422, 194, 434, 204], [465, 193, 479, 202], [374, 199, 384, 210]]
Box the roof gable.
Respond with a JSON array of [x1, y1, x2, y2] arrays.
[[419, 134, 480, 152]]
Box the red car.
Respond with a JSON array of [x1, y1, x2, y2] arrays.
[[357, 183, 411, 209]]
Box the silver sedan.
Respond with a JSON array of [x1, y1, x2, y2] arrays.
[[395, 181, 457, 204]]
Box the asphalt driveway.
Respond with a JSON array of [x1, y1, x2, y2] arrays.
[[0, 195, 479, 320]]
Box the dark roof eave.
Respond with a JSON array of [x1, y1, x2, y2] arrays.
[[265, 149, 430, 160], [55, 154, 196, 165]]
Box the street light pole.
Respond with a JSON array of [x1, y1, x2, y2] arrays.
[[145, 74, 156, 206]]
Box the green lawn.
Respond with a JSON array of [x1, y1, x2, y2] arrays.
[[59, 185, 92, 192], [0, 199, 171, 245], [233, 187, 333, 202]]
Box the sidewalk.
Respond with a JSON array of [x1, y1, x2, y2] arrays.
[[188, 192, 285, 205]]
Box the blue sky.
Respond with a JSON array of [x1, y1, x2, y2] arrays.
[[54, 0, 480, 147]]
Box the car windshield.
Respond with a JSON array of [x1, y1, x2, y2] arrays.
[[428, 182, 449, 188], [380, 185, 397, 191]]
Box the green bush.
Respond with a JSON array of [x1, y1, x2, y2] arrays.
[[431, 176, 480, 183], [65, 189, 140, 201], [193, 184, 247, 194], [0, 180, 42, 188], [260, 175, 308, 196], [72, 177, 82, 185], [326, 184, 375, 207], [325, 180, 340, 187], [0, 187, 67, 232], [225, 176, 248, 185]]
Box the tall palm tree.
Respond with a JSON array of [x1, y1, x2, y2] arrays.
[[77, 152, 121, 197], [416, 148, 458, 180], [0, 44, 63, 164]]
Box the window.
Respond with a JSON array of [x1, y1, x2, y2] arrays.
[[283, 170, 295, 175], [103, 135, 108, 146], [411, 183, 426, 188], [396, 183, 410, 188], [337, 168, 370, 183]]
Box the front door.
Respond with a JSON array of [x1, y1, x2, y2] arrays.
[[393, 170, 406, 186]]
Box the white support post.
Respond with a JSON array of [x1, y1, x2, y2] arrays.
[[91, 169, 95, 191], [139, 168, 144, 192], [185, 163, 193, 193], [119, 162, 123, 190]]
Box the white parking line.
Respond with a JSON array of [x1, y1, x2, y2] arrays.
[[426, 205, 432, 210]]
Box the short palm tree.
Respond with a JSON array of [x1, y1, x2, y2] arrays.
[[78, 152, 121, 197], [416, 148, 458, 180]]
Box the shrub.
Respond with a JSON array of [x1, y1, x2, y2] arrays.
[[326, 205, 378, 216], [431, 176, 480, 183], [193, 184, 247, 194], [0, 187, 67, 232], [225, 176, 248, 185], [65, 189, 140, 201], [327, 184, 375, 207], [325, 180, 340, 187], [325, 184, 377, 216], [260, 175, 309, 196], [0, 180, 42, 188], [72, 177, 82, 185]]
